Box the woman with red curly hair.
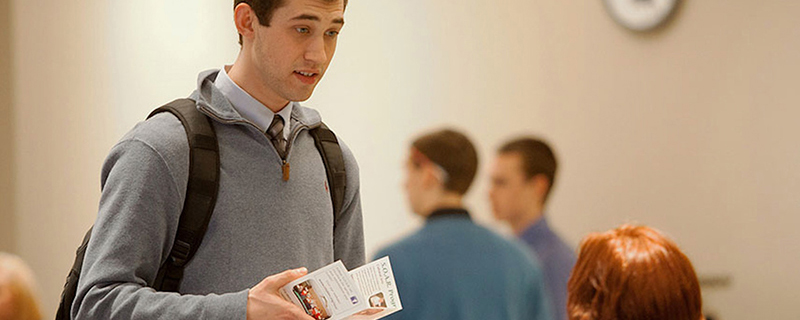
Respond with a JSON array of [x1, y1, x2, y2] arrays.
[[567, 225, 704, 320]]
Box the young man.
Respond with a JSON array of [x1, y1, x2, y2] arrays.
[[374, 129, 553, 320], [72, 1, 363, 319], [489, 138, 576, 320]]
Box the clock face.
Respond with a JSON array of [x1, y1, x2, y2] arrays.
[[603, 0, 679, 31]]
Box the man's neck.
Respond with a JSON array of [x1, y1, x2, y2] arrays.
[[420, 194, 463, 217], [226, 58, 289, 113], [511, 206, 544, 236]]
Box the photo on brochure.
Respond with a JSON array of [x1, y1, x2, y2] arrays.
[[369, 293, 387, 308], [292, 280, 331, 320]]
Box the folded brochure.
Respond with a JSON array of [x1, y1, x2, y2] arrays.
[[279, 256, 402, 320]]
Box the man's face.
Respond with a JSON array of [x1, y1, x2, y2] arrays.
[[489, 153, 534, 222], [403, 151, 428, 216], [249, 0, 344, 103]]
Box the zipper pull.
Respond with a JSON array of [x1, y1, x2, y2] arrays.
[[282, 160, 290, 181]]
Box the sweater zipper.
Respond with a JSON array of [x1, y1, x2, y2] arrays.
[[279, 123, 313, 181], [198, 105, 318, 182]]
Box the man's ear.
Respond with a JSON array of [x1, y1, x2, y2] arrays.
[[234, 3, 257, 45], [421, 164, 442, 189], [529, 174, 551, 200]]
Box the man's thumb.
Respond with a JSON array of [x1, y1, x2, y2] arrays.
[[264, 267, 308, 291]]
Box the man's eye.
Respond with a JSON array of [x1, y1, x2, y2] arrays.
[[296, 27, 310, 34], [325, 30, 340, 37]]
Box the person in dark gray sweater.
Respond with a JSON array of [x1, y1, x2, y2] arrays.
[[72, 0, 363, 319]]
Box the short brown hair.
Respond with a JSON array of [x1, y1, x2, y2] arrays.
[[567, 225, 703, 320], [412, 129, 479, 195], [235, 0, 349, 45], [498, 137, 557, 202]]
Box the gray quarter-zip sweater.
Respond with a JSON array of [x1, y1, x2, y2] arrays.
[[72, 70, 365, 319]]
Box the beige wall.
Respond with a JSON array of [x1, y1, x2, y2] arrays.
[[0, 0, 14, 253], [12, 1, 115, 316], [10, 0, 800, 318]]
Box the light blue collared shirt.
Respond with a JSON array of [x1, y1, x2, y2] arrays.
[[214, 66, 293, 140]]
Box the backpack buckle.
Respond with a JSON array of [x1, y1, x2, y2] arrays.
[[170, 239, 192, 267]]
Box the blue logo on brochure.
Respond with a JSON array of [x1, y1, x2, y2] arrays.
[[350, 296, 358, 304]]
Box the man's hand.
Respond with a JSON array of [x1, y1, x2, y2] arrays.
[[247, 268, 315, 320]]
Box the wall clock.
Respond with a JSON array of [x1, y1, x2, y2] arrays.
[[603, 0, 680, 32]]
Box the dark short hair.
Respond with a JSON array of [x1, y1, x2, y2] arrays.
[[234, 0, 349, 45], [567, 225, 703, 320], [498, 137, 557, 202], [412, 129, 479, 195]]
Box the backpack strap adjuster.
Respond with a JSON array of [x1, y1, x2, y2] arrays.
[[169, 239, 192, 267]]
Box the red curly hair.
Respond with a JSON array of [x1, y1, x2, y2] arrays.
[[567, 225, 703, 320]]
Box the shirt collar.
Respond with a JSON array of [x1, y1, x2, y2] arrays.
[[426, 208, 471, 222], [214, 66, 293, 139], [520, 216, 550, 243]]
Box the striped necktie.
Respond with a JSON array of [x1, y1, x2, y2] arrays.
[[267, 114, 287, 159]]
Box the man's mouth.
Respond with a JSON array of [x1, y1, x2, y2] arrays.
[[294, 71, 319, 84]]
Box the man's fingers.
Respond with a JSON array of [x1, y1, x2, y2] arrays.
[[290, 307, 317, 320], [272, 296, 316, 320], [263, 267, 308, 291]]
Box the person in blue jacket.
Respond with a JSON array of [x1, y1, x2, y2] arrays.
[[373, 128, 553, 320]]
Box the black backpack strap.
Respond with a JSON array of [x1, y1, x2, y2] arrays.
[[56, 99, 219, 319], [309, 122, 347, 231], [56, 227, 94, 320], [148, 98, 220, 292]]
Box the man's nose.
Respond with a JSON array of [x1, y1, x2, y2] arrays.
[[304, 36, 327, 64]]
